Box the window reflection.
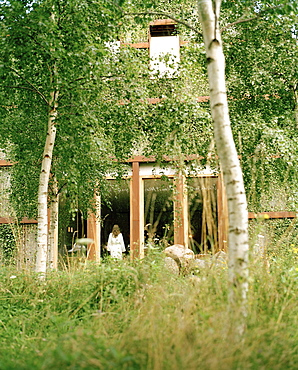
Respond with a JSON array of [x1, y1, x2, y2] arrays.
[[187, 177, 218, 254], [144, 178, 174, 249]]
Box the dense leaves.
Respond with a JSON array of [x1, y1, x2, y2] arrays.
[[1, 0, 297, 217], [221, 1, 298, 210]]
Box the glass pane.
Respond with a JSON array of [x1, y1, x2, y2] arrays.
[[101, 180, 130, 255], [144, 178, 174, 248], [58, 208, 87, 254], [187, 177, 218, 254]]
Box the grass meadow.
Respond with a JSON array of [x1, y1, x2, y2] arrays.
[[0, 241, 298, 369]]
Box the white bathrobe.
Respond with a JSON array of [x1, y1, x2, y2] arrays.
[[107, 233, 126, 259]]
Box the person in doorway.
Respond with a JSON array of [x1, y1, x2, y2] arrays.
[[107, 225, 126, 260]]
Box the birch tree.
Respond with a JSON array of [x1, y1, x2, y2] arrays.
[[36, 90, 58, 274], [197, 0, 248, 332], [0, 0, 120, 275], [119, 0, 250, 331]]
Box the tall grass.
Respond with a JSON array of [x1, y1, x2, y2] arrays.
[[0, 248, 298, 369]]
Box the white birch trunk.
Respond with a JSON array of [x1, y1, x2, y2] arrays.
[[198, 0, 249, 332], [48, 175, 59, 270], [35, 91, 58, 275]]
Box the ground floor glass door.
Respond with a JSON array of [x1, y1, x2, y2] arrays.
[[187, 177, 218, 254], [101, 180, 130, 255], [144, 178, 174, 249]]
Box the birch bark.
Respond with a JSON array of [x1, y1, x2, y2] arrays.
[[35, 92, 58, 274], [198, 0, 249, 332]]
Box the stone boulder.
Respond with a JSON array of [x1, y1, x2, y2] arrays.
[[164, 245, 228, 275], [164, 256, 180, 274], [164, 244, 195, 274], [164, 244, 195, 260]]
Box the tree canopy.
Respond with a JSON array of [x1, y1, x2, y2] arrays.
[[1, 0, 297, 215]]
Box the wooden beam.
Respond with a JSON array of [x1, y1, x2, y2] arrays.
[[248, 211, 297, 219], [126, 154, 204, 163], [217, 174, 228, 252], [0, 160, 14, 166], [130, 161, 144, 259], [121, 42, 149, 49], [173, 173, 188, 247], [121, 40, 189, 49], [87, 196, 101, 262], [0, 217, 38, 224], [149, 19, 177, 26]]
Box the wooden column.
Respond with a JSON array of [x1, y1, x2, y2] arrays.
[[87, 196, 101, 262], [173, 172, 188, 247], [217, 173, 228, 251], [130, 161, 144, 259]]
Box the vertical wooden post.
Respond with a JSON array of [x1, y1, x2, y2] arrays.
[[217, 173, 228, 251], [130, 161, 144, 259], [87, 196, 101, 262], [173, 172, 188, 247]]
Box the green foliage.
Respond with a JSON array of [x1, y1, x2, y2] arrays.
[[97, 99, 213, 161], [229, 111, 298, 211], [219, 1, 298, 211], [0, 0, 128, 218], [0, 0, 213, 221], [0, 224, 16, 264], [1, 0, 297, 221]]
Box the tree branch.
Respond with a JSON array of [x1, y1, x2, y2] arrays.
[[27, 33, 51, 56], [222, 4, 283, 32], [8, 67, 49, 105], [221, 16, 260, 32], [4, 85, 40, 94], [57, 182, 67, 195]]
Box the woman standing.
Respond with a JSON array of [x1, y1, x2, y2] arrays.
[[107, 225, 126, 260]]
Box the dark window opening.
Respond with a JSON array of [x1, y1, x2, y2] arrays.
[[59, 209, 88, 256], [101, 180, 130, 256], [188, 177, 218, 254], [144, 178, 174, 248], [150, 24, 178, 37]]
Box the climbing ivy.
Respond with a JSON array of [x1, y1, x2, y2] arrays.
[[0, 225, 16, 265]]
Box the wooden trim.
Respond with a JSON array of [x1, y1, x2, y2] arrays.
[[173, 173, 188, 247], [149, 19, 177, 26], [0, 217, 38, 224], [126, 154, 205, 163], [130, 161, 144, 259], [128, 155, 156, 163], [217, 173, 228, 252], [0, 160, 14, 167], [122, 42, 149, 49], [87, 196, 101, 262], [180, 40, 189, 46], [248, 211, 297, 219], [121, 40, 189, 49]]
